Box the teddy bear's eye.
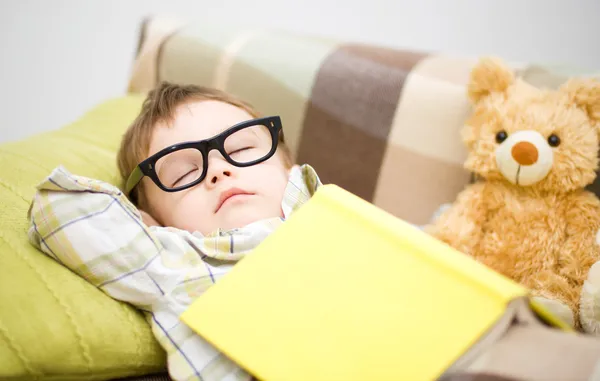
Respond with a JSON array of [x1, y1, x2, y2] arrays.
[[548, 134, 561, 147], [495, 131, 508, 143]]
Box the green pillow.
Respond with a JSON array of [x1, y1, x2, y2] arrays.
[[0, 95, 166, 380]]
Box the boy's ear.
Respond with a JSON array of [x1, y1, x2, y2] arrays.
[[468, 57, 515, 104], [560, 78, 600, 123]]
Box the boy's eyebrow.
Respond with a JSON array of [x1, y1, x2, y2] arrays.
[[229, 124, 268, 141], [235, 128, 259, 138]]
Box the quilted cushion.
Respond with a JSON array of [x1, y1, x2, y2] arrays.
[[0, 95, 166, 380]]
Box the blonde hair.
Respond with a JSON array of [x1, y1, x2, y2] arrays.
[[117, 82, 293, 209]]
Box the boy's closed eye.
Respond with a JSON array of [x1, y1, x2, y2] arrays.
[[173, 167, 200, 187], [157, 150, 203, 187], [228, 146, 256, 160], [225, 138, 269, 162]]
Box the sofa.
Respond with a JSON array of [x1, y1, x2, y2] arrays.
[[1, 15, 599, 381]]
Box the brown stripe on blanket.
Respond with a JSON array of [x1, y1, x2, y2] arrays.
[[296, 44, 427, 202]]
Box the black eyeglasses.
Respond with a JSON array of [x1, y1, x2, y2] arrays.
[[125, 116, 284, 197]]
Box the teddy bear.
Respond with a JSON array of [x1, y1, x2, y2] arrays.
[[425, 56, 600, 332]]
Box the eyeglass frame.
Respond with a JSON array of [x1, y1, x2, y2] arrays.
[[124, 115, 284, 197]]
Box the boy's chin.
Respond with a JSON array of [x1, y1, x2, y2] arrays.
[[219, 207, 283, 231]]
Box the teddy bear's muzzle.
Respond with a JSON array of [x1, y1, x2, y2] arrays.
[[495, 130, 554, 186]]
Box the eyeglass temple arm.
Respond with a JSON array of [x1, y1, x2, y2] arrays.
[[125, 165, 144, 196], [279, 127, 285, 142]]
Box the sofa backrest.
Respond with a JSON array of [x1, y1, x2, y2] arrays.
[[128, 17, 599, 225], [128, 18, 476, 224]]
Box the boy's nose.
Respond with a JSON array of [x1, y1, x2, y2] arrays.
[[209, 169, 231, 185], [205, 153, 234, 186]]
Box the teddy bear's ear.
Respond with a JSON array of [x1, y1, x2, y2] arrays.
[[467, 57, 515, 103], [560, 78, 600, 123]]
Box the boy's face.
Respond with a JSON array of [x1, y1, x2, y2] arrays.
[[143, 100, 290, 235]]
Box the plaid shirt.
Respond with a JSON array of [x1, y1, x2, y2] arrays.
[[28, 164, 322, 381]]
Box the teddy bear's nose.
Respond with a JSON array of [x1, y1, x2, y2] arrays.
[[511, 141, 538, 166]]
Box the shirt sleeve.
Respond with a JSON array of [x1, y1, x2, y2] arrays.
[[26, 165, 215, 311]]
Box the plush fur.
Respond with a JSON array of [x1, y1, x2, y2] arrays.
[[425, 57, 600, 331]]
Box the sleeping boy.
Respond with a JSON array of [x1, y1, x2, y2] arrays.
[[28, 82, 322, 381]]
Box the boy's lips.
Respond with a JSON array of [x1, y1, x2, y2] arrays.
[[215, 188, 254, 213]]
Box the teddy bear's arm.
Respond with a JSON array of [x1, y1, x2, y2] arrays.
[[424, 183, 487, 256], [528, 191, 600, 328], [580, 262, 600, 334], [561, 192, 600, 286], [540, 192, 600, 331]]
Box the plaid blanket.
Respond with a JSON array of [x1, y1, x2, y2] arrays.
[[129, 18, 600, 230], [27, 164, 321, 381]]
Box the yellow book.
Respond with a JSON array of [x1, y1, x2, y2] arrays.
[[180, 184, 569, 381]]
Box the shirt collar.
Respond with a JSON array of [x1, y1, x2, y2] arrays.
[[281, 164, 322, 219]]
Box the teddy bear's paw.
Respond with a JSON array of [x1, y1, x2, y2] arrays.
[[532, 296, 575, 328], [579, 262, 600, 335], [588, 261, 600, 285]]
